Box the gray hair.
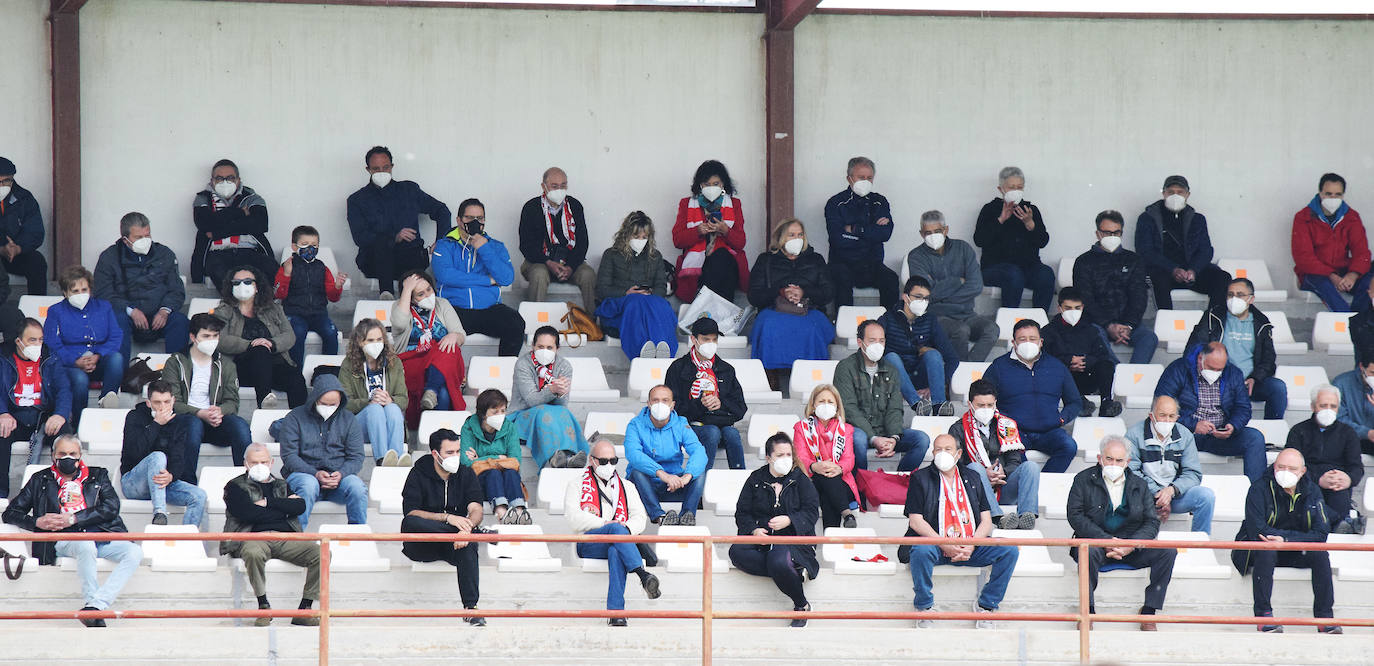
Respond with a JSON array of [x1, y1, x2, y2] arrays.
[[120, 212, 150, 238], [919, 210, 946, 228], [1099, 434, 1131, 459], [1310, 384, 1341, 404], [53, 433, 83, 451], [846, 156, 875, 178], [244, 442, 272, 458], [998, 166, 1024, 185]]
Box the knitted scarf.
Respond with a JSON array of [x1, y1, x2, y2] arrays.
[[959, 410, 1025, 470], [532, 352, 555, 391], [679, 194, 736, 276], [801, 416, 845, 464], [542, 196, 576, 256], [52, 461, 90, 514], [579, 466, 628, 522], [689, 348, 718, 399]]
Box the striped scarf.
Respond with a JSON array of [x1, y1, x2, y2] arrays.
[[801, 416, 845, 464], [542, 196, 576, 256], [689, 348, 718, 399], [679, 195, 736, 276]]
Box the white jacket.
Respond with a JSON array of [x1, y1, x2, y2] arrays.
[[564, 471, 648, 535]]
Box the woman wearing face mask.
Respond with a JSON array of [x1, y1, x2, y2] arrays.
[[43, 265, 124, 424], [212, 265, 308, 409], [792, 385, 860, 529], [748, 218, 836, 390], [508, 326, 589, 469], [391, 270, 467, 423], [672, 160, 751, 303], [338, 319, 409, 467], [594, 211, 678, 360], [459, 389, 529, 525], [728, 433, 821, 627]]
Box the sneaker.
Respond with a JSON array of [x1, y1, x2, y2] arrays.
[[639, 341, 656, 358], [464, 613, 487, 627], [916, 606, 934, 628], [655, 341, 671, 358], [567, 451, 588, 468], [998, 513, 1019, 530], [379, 291, 395, 301], [1017, 512, 1037, 530], [151, 512, 169, 526], [677, 512, 695, 526], [640, 572, 661, 599], [382, 450, 399, 467], [1078, 400, 1097, 418], [98, 392, 119, 409], [1098, 400, 1123, 418], [1333, 519, 1355, 534], [1318, 624, 1344, 634], [291, 616, 320, 627], [658, 510, 680, 526], [498, 509, 517, 525], [549, 450, 569, 469], [842, 513, 857, 529], [1258, 612, 1282, 633], [79, 606, 106, 628], [420, 390, 439, 410], [255, 602, 272, 627], [913, 398, 933, 416], [398, 453, 412, 467], [517, 507, 532, 525], [260, 393, 279, 410], [791, 604, 810, 628], [609, 617, 628, 627], [936, 401, 956, 417], [974, 605, 997, 629]]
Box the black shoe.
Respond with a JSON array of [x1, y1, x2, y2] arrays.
[[935, 401, 956, 417], [677, 512, 695, 527], [464, 612, 487, 627], [912, 398, 933, 416], [656, 510, 679, 526], [1098, 400, 1123, 418], [1258, 612, 1282, 633], [791, 604, 810, 628], [1318, 624, 1344, 634], [151, 513, 169, 526], [1078, 401, 1097, 418], [640, 572, 661, 599], [79, 606, 105, 628], [841, 514, 857, 529], [609, 617, 628, 627]]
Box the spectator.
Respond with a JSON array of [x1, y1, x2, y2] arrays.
[[276, 374, 367, 528], [192, 159, 276, 290], [164, 314, 252, 473], [0, 157, 48, 295], [833, 319, 930, 472], [665, 317, 747, 470], [273, 225, 344, 368], [908, 210, 999, 362], [1155, 342, 1266, 481], [729, 433, 820, 627], [1350, 281, 1374, 360], [3, 435, 141, 627], [346, 146, 450, 298], [93, 211, 189, 361], [1066, 436, 1177, 631], [982, 319, 1082, 473], [431, 198, 524, 357], [565, 438, 662, 625], [518, 167, 596, 310], [390, 271, 467, 419], [508, 326, 589, 469], [594, 211, 677, 360], [220, 443, 321, 627], [1072, 209, 1156, 364], [338, 318, 408, 468], [461, 389, 528, 525], [119, 380, 206, 527], [0, 318, 72, 496], [792, 384, 859, 529], [212, 265, 307, 409], [1231, 448, 1338, 634], [44, 265, 123, 423], [948, 379, 1040, 530], [672, 160, 750, 303], [1186, 277, 1287, 421], [973, 166, 1054, 311], [1333, 358, 1374, 458], [1043, 286, 1123, 417], [624, 385, 707, 526], [1135, 175, 1231, 309], [1125, 396, 1216, 535], [878, 276, 960, 416], [825, 156, 899, 309], [1285, 385, 1365, 534], [400, 428, 486, 626], [748, 218, 835, 389], [1292, 172, 1371, 312]]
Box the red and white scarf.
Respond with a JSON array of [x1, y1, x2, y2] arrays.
[[542, 196, 576, 256], [13, 353, 42, 408], [679, 195, 736, 275], [801, 416, 846, 464], [532, 352, 555, 391], [52, 461, 90, 514], [411, 305, 437, 353], [688, 348, 718, 400], [208, 192, 257, 250], [959, 411, 1024, 470], [938, 473, 976, 538], [579, 466, 628, 522]]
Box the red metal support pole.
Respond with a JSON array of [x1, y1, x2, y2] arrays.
[[49, 0, 86, 282], [319, 538, 331, 666], [763, 0, 820, 235], [701, 536, 713, 666], [1077, 544, 1089, 665]]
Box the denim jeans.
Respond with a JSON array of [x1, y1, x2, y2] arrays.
[[66, 350, 126, 424], [628, 469, 705, 520], [287, 472, 369, 528], [1195, 427, 1266, 481], [1248, 376, 1289, 420], [884, 351, 947, 405], [478, 467, 526, 508], [424, 366, 455, 410], [577, 522, 643, 610], [185, 413, 252, 473], [1123, 327, 1159, 364], [54, 540, 143, 610], [288, 313, 340, 369], [851, 427, 930, 472], [1171, 485, 1216, 534], [114, 308, 190, 363], [1020, 429, 1078, 474], [691, 424, 745, 470], [357, 402, 406, 460], [981, 262, 1055, 311], [1300, 272, 1374, 313], [120, 450, 208, 527], [908, 544, 1019, 610], [967, 459, 1041, 517]]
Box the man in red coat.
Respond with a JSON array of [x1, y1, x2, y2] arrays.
[[1293, 172, 1372, 312]]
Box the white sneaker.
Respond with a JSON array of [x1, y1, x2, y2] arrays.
[[916, 606, 934, 628], [639, 341, 656, 358], [98, 392, 120, 409], [381, 450, 399, 467], [655, 341, 671, 358], [974, 605, 996, 629], [398, 452, 412, 467], [260, 393, 279, 410]]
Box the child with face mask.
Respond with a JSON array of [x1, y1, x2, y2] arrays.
[[274, 225, 346, 369]]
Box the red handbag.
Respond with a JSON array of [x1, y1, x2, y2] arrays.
[[855, 469, 912, 511]]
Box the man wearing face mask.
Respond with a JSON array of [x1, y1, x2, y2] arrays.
[[93, 212, 190, 363], [1185, 278, 1286, 421], [1155, 342, 1266, 481], [347, 146, 451, 298], [1072, 210, 1156, 364], [664, 318, 748, 470], [879, 276, 960, 416], [1043, 287, 1122, 418], [119, 380, 206, 527], [1292, 173, 1371, 312], [1125, 396, 1215, 534], [0, 157, 49, 296], [1067, 436, 1177, 631], [624, 385, 707, 527], [907, 210, 999, 362], [192, 159, 277, 290], [0, 318, 72, 497], [401, 428, 487, 625], [834, 320, 930, 472], [947, 380, 1040, 530], [274, 374, 367, 528], [973, 166, 1055, 311], [1332, 357, 1374, 458], [1231, 448, 1339, 634], [162, 314, 251, 474], [982, 320, 1082, 473], [431, 198, 525, 357], [1134, 175, 1231, 310], [1284, 385, 1365, 534], [518, 167, 597, 311], [825, 156, 899, 309]]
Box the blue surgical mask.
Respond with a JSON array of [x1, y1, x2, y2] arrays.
[[297, 245, 319, 262]]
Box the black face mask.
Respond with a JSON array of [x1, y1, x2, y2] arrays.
[[56, 456, 80, 476], [463, 221, 484, 237]]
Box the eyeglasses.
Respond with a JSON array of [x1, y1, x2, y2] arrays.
[[461, 216, 486, 223], [1096, 229, 1123, 236], [593, 456, 619, 466], [231, 278, 255, 286], [212, 175, 238, 183]]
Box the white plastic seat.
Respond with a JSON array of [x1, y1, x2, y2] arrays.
[[1112, 363, 1165, 409], [1200, 475, 1252, 522], [994, 308, 1048, 342], [300, 354, 344, 388], [466, 356, 517, 395], [1038, 472, 1076, 520], [142, 525, 218, 572], [517, 301, 586, 347], [565, 356, 620, 402], [1313, 312, 1355, 355], [416, 410, 472, 448], [485, 524, 561, 573], [1328, 534, 1374, 581], [536, 468, 584, 514], [352, 300, 395, 329], [198, 466, 245, 513], [910, 415, 958, 447], [249, 409, 290, 445], [1273, 365, 1330, 409], [702, 469, 752, 517], [1071, 417, 1126, 461], [1153, 309, 1205, 355], [1264, 311, 1307, 354], [317, 524, 391, 572], [821, 527, 896, 575], [187, 297, 220, 316], [1157, 530, 1232, 579], [654, 525, 728, 573], [991, 528, 1064, 577], [1216, 259, 1287, 302], [746, 414, 799, 457], [949, 362, 990, 402], [76, 408, 131, 455], [1168, 289, 1208, 305], [582, 412, 636, 440], [18, 295, 63, 324], [628, 358, 673, 400], [141, 353, 172, 372], [1248, 419, 1291, 448], [369, 467, 411, 514], [734, 358, 782, 404], [21, 464, 46, 488], [1057, 256, 1074, 289], [835, 306, 887, 349], [277, 246, 351, 291], [789, 360, 838, 401]]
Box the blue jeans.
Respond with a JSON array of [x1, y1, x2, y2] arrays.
[[287, 471, 369, 528], [1196, 427, 1266, 481], [478, 467, 526, 508], [120, 450, 208, 527], [66, 351, 126, 424], [967, 459, 1041, 517], [691, 424, 745, 470], [1171, 485, 1216, 534], [287, 313, 339, 369], [1300, 272, 1374, 313], [1249, 376, 1289, 420], [908, 543, 1019, 611], [53, 540, 143, 610], [185, 413, 252, 472], [114, 308, 190, 362], [1124, 327, 1159, 364], [981, 262, 1055, 311], [424, 366, 454, 410], [577, 522, 643, 610], [1020, 429, 1077, 473], [884, 351, 947, 405], [628, 469, 706, 520], [357, 402, 406, 460], [852, 427, 930, 472]]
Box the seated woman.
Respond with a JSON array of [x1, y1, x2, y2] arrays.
[[460, 389, 529, 525], [793, 384, 860, 529], [747, 218, 836, 389], [728, 432, 820, 627], [212, 265, 307, 408], [339, 318, 409, 467], [44, 265, 124, 424], [594, 211, 679, 360], [672, 160, 751, 303], [389, 270, 467, 424], [508, 326, 589, 469]]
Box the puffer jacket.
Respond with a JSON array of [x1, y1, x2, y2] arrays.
[[93, 239, 186, 315], [734, 465, 820, 578], [623, 407, 706, 479], [1185, 304, 1276, 383], [747, 248, 834, 311]]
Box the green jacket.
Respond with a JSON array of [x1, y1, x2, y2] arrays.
[[832, 352, 905, 438], [162, 350, 241, 416], [337, 355, 409, 415], [212, 301, 297, 366], [459, 412, 521, 466]]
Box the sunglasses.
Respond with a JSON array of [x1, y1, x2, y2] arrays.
[[593, 456, 619, 466], [231, 278, 255, 286]]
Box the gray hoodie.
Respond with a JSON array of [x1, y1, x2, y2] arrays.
[[276, 374, 366, 478]]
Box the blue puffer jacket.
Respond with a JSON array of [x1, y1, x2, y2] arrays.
[[1135, 200, 1214, 275], [623, 407, 706, 479], [877, 305, 959, 384], [42, 297, 123, 367], [1154, 344, 1251, 431], [982, 351, 1082, 434], [0, 345, 73, 420], [431, 229, 515, 310]]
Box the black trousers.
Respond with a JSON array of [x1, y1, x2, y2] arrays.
[[810, 473, 855, 529], [455, 304, 526, 357], [232, 346, 308, 408], [204, 249, 279, 292], [357, 242, 430, 295], [1071, 359, 1116, 400], [728, 544, 808, 608], [1249, 550, 1334, 618], [1149, 264, 1231, 310], [1072, 545, 1177, 612], [699, 250, 739, 302], [401, 515, 481, 608], [830, 260, 900, 309], [2, 250, 47, 295]]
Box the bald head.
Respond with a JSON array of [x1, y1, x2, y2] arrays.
[[542, 167, 567, 190], [1274, 447, 1305, 470], [590, 438, 616, 460], [1200, 342, 1228, 372], [930, 433, 960, 462]]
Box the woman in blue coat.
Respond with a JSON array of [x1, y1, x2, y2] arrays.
[[43, 265, 124, 425]]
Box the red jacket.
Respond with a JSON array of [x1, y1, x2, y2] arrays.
[[793, 419, 859, 505], [672, 196, 751, 302], [1292, 206, 1370, 277]]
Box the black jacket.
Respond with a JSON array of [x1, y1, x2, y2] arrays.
[[401, 453, 485, 517], [665, 352, 747, 427], [1232, 471, 1330, 574], [1185, 304, 1277, 382], [1350, 308, 1374, 364], [120, 403, 194, 480], [518, 196, 588, 268], [3, 465, 126, 564], [1066, 465, 1159, 541], [747, 248, 834, 310], [1043, 315, 1113, 368], [221, 473, 305, 556], [1072, 245, 1148, 329], [973, 198, 1048, 268], [93, 239, 186, 316], [190, 186, 273, 283], [733, 466, 820, 578], [899, 464, 991, 562], [946, 418, 1025, 478], [1284, 418, 1365, 490]]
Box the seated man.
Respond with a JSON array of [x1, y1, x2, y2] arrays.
[[878, 276, 961, 415], [1135, 174, 1231, 309], [1125, 396, 1216, 535], [665, 318, 747, 470], [1231, 448, 1338, 633], [1333, 358, 1374, 458], [0, 317, 72, 497], [1067, 435, 1177, 631], [276, 374, 367, 528], [1285, 385, 1364, 534], [948, 380, 1040, 530], [1043, 286, 1122, 417], [1155, 342, 1266, 480], [518, 167, 596, 311], [564, 438, 662, 626], [432, 198, 525, 357], [1073, 210, 1156, 363], [192, 158, 277, 289], [1186, 277, 1287, 421], [973, 166, 1055, 311], [401, 428, 486, 626], [983, 319, 1082, 473], [0, 156, 49, 295], [346, 146, 451, 298], [93, 211, 190, 361], [901, 434, 1018, 628], [624, 385, 707, 527], [119, 380, 207, 527], [908, 210, 999, 362], [3, 434, 141, 627], [163, 313, 252, 475], [825, 156, 899, 309], [1292, 172, 1372, 312], [220, 443, 321, 627], [834, 320, 930, 471]]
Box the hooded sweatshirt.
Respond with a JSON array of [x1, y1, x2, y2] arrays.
[[276, 374, 365, 478]]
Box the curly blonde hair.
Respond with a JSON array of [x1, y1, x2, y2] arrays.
[[611, 211, 658, 258]]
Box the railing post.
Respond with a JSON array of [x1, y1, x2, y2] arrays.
[[1077, 543, 1089, 665], [702, 536, 713, 666], [319, 537, 331, 666]]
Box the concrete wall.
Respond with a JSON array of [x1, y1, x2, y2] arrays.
[[5, 0, 54, 269]]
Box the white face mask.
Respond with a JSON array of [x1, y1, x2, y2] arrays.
[[67, 293, 89, 310], [649, 402, 672, 421], [1274, 469, 1300, 490], [417, 294, 437, 311], [1061, 310, 1082, 326], [770, 456, 793, 476], [1199, 368, 1222, 384], [195, 339, 219, 356], [533, 348, 557, 366], [544, 189, 568, 206], [371, 172, 392, 188], [19, 344, 41, 362], [129, 237, 153, 255], [1321, 197, 1343, 215], [0, 185, 10, 200], [629, 238, 648, 255], [850, 179, 873, 197], [1164, 193, 1187, 213], [907, 298, 929, 317], [813, 402, 837, 421], [315, 404, 338, 421], [1003, 189, 1024, 205], [696, 342, 718, 359], [248, 463, 272, 483], [1227, 297, 1249, 316], [1099, 236, 1122, 253], [362, 341, 385, 359], [1315, 408, 1337, 428], [233, 284, 256, 301], [933, 451, 957, 472], [863, 342, 885, 363], [783, 238, 805, 256], [1152, 419, 1174, 438], [485, 414, 506, 431], [1015, 341, 1040, 362], [440, 453, 463, 474], [1101, 464, 1125, 482], [973, 407, 995, 425], [595, 463, 616, 481], [700, 185, 724, 202], [1366, 375, 1374, 391], [923, 232, 946, 251], [214, 181, 238, 200]]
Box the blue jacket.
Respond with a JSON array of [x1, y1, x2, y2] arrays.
[[42, 298, 123, 367], [0, 345, 73, 421], [877, 305, 959, 385], [824, 188, 894, 264], [623, 407, 706, 479], [982, 351, 1082, 434], [346, 180, 451, 250], [1334, 369, 1374, 437], [431, 229, 516, 310], [1154, 344, 1251, 431], [1135, 200, 1214, 275], [0, 183, 45, 253]]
